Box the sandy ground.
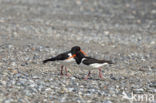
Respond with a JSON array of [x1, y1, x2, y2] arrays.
[[0, 0, 156, 103]]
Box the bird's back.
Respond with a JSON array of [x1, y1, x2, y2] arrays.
[[82, 57, 113, 65], [43, 51, 71, 64]]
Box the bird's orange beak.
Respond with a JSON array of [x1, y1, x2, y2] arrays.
[[67, 49, 87, 60], [80, 49, 87, 56], [67, 54, 76, 60]]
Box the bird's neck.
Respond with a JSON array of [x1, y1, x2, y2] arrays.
[[75, 56, 83, 64]]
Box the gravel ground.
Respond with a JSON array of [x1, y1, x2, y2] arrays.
[[0, 0, 156, 103]]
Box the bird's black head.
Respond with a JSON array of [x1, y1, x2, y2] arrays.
[[71, 46, 87, 56], [71, 46, 81, 54], [70, 46, 87, 63], [75, 51, 85, 58]]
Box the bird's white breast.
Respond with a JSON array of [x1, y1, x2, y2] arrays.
[[64, 53, 75, 62], [81, 58, 108, 68], [68, 53, 72, 57], [90, 63, 108, 68], [65, 58, 75, 62]]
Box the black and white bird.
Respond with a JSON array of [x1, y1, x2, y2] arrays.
[[74, 51, 113, 80], [43, 46, 86, 76]]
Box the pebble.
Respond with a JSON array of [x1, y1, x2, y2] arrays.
[[67, 87, 75, 92], [70, 76, 76, 80], [3, 99, 14, 103], [21, 62, 28, 66], [1, 80, 6, 86], [133, 88, 144, 94], [103, 100, 113, 103], [11, 62, 16, 66], [19, 78, 27, 85], [149, 81, 156, 88], [32, 75, 40, 79], [0, 0, 155, 102], [147, 89, 156, 93]]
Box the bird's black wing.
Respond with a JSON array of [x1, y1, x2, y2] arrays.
[[83, 57, 113, 65], [55, 51, 70, 60], [43, 51, 70, 64], [82, 57, 100, 65]]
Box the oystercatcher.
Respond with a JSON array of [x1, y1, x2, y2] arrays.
[[43, 46, 86, 76], [74, 51, 113, 80]]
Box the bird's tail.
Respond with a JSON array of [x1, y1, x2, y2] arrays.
[[105, 60, 114, 64], [43, 58, 56, 64]]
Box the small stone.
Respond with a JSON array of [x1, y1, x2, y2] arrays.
[[19, 78, 27, 85], [149, 81, 156, 88], [76, 0, 81, 5], [103, 100, 112, 103], [137, 19, 141, 24], [8, 45, 13, 49], [147, 88, 156, 93], [151, 10, 156, 14], [3, 99, 13, 103], [45, 88, 51, 91], [38, 85, 44, 92], [31, 48, 35, 51], [1, 80, 6, 86], [24, 90, 32, 97], [0, 19, 5, 23], [32, 75, 40, 79], [67, 87, 74, 92], [11, 62, 16, 66], [43, 99, 47, 102], [150, 41, 155, 45], [29, 83, 36, 88], [21, 62, 28, 66], [12, 70, 18, 74], [8, 68, 12, 70], [104, 31, 109, 35], [60, 90, 65, 94], [132, 10, 136, 14], [71, 77, 76, 80], [125, 3, 130, 8], [133, 88, 144, 94]]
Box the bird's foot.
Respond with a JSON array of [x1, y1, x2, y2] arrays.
[[65, 73, 71, 77], [65, 67, 71, 77], [84, 71, 91, 80], [84, 76, 89, 80], [99, 74, 103, 79], [60, 65, 64, 75], [99, 68, 103, 79]]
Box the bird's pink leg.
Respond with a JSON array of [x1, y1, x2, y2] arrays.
[[65, 67, 70, 77], [98, 68, 103, 79], [60, 65, 64, 75], [84, 70, 91, 80]]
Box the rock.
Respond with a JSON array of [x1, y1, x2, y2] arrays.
[[149, 81, 156, 88], [103, 100, 113, 103], [133, 88, 144, 94], [19, 78, 27, 85], [1, 80, 6, 86], [147, 88, 156, 93], [21, 62, 28, 66], [24, 90, 33, 97], [67, 87, 74, 92], [32, 75, 40, 79], [0, 0, 155, 102], [3, 99, 14, 103], [11, 62, 16, 66]]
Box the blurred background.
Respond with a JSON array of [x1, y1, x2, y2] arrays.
[[0, 0, 155, 102]]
